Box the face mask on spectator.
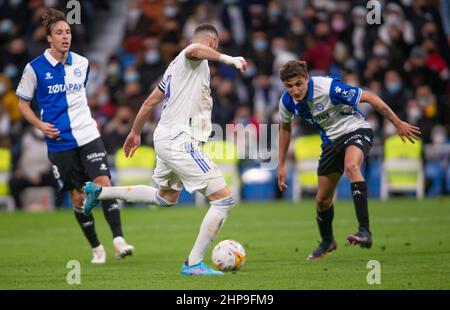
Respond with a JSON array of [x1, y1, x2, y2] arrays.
[[124, 71, 139, 83], [253, 39, 268, 51], [0, 19, 14, 33], [291, 24, 304, 35], [97, 93, 109, 106], [4, 64, 18, 79], [108, 63, 120, 77], [386, 81, 401, 93], [431, 128, 447, 144], [128, 8, 140, 20], [0, 83, 6, 96], [407, 108, 422, 123], [373, 45, 389, 57], [332, 19, 346, 32], [164, 6, 178, 18], [385, 13, 402, 27], [145, 50, 161, 64], [401, 0, 413, 7], [242, 64, 256, 78], [417, 94, 435, 107], [268, 9, 281, 18], [44, 0, 58, 7], [9, 0, 22, 7]]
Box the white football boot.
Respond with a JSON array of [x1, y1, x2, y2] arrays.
[[113, 236, 135, 259], [91, 244, 106, 264]]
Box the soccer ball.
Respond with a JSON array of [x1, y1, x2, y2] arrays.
[[212, 239, 246, 272]]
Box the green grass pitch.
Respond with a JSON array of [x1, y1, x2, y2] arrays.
[[0, 198, 449, 290]]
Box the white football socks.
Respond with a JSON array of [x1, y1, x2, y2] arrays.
[[98, 185, 173, 206], [188, 196, 235, 266]]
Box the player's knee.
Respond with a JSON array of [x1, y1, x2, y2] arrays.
[[211, 195, 235, 213], [316, 195, 333, 211], [156, 191, 178, 207], [344, 162, 360, 177]]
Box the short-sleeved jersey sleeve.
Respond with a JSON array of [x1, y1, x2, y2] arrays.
[[157, 75, 167, 93], [279, 97, 294, 123], [16, 63, 37, 101], [329, 78, 362, 107]]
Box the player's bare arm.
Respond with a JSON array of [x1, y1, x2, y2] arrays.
[[18, 98, 60, 139], [124, 87, 165, 158], [360, 90, 421, 143], [278, 122, 292, 191]]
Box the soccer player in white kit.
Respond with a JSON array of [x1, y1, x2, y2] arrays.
[[83, 23, 247, 275], [16, 9, 134, 264], [277, 60, 421, 260]]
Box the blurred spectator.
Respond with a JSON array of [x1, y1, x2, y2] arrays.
[[378, 3, 415, 47], [286, 15, 308, 55], [103, 105, 136, 155], [137, 36, 165, 91], [440, 0, 450, 48], [253, 74, 279, 124], [9, 126, 57, 208], [266, 0, 288, 37], [405, 46, 444, 96], [0, 74, 21, 123], [221, 0, 250, 47], [247, 30, 274, 76], [380, 70, 410, 120], [125, 0, 152, 37], [303, 21, 337, 73], [182, 2, 222, 40], [212, 79, 239, 130]]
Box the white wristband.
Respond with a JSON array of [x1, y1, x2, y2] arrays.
[[219, 54, 235, 65]]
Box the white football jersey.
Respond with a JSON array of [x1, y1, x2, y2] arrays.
[[153, 46, 213, 142], [279, 76, 371, 145]]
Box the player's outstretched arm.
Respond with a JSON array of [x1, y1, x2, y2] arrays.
[[185, 43, 247, 73], [360, 90, 421, 143], [124, 87, 165, 157], [278, 122, 292, 191]]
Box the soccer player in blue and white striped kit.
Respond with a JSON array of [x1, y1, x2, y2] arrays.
[[277, 60, 421, 260], [16, 8, 134, 264]]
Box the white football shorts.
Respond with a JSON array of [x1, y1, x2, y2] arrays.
[[153, 133, 227, 196]]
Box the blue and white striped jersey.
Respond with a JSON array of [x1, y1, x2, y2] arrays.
[[16, 49, 100, 152], [279, 76, 371, 145]]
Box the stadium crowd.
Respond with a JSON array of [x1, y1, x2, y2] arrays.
[[0, 0, 449, 207]]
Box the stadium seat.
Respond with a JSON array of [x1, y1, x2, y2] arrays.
[[292, 134, 322, 201], [197, 139, 240, 205], [0, 148, 15, 211], [380, 135, 424, 200], [114, 145, 156, 186]]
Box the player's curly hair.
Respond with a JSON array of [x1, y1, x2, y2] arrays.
[[279, 60, 308, 82], [42, 8, 67, 35]]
